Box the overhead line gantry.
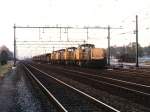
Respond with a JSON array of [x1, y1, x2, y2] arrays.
[[13, 24, 123, 67]]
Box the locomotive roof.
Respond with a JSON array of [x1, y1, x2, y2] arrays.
[[53, 49, 65, 52], [66, 47, 77, 49], [58, 49, 65, 51], [79, 44, 95, 48]]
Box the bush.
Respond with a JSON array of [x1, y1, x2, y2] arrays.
[[0, 50, 8, 65]]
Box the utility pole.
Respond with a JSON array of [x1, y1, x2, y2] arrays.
[[107, 25, 110, 66], [13, 24, 16, 67], [136, 15, 139, 67]]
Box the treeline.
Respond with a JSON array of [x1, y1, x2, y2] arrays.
[[0, 45, 13, 65], [109, 42, 150, 62]]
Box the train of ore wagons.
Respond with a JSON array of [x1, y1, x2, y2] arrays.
[[32, 44, 107, 68]]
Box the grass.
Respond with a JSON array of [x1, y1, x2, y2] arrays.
[[0, 63, 12, 78]]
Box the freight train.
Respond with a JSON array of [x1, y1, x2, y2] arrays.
[[32, 44, 107, 68]]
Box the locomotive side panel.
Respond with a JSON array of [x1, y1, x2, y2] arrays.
[[75, 49, 83, 61], [91, 48, 106, 60]]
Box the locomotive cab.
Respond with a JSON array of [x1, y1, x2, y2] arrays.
[[58, 49, 65, 64], [75, 43, 106, 67], [64, 47, 77, 64]]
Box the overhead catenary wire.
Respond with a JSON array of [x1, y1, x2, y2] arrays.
[[13, 24, 122, 64]]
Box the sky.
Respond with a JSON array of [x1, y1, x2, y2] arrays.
[[0, 0, 150, 58]]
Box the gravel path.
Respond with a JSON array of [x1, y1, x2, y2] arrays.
[[0, 69, 17, 112], [0, 65, 54, 112]]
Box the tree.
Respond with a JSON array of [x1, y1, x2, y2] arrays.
[[143, 45, 150, 56], [118, 42, 143, 62], [0, 50, 8, 65], [109, 42, 144, 63], [126, 42, 143, 57], [0, 45, 13, 65]]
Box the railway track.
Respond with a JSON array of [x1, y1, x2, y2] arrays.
[[39, 63, 150, 79], [30, 63, 150, 107], [109, 69, 150, 78], [22, 63, 119, 112], [55, 67, 150, 92], [44, 64, 150, 85]]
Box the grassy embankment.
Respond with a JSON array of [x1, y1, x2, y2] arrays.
[[0, 63, 12, 79]]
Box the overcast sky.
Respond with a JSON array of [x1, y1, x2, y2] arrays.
[[0, 0, 150, 58]]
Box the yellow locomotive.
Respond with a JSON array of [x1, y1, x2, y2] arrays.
[[32, 44, 107, 68], [75, 44, 106, 67], [64, 47, 77, 64]]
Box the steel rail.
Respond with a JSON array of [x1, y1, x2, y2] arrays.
[[111, 69, 150, 77], [46, 66, 150, 96], [23, 64, 68, 112], [28, 64, 120, 112], [59, 67, 150, 88]]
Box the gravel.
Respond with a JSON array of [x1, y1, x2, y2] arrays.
[[0, 65, 56, 112], [49, 72, 150, 112]]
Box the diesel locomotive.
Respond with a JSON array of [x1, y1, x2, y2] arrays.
[[32, 44, 107, 68]]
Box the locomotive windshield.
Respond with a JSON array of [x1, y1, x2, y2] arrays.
[[79, 44, 95, 49]]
